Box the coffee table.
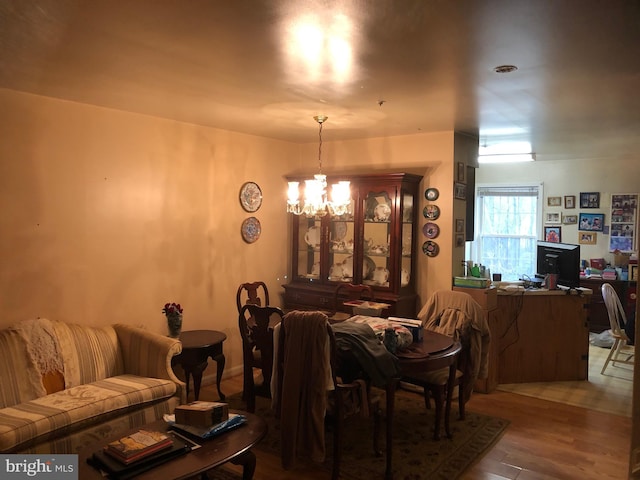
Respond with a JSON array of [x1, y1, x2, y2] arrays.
[[79, 411, 267, 480]]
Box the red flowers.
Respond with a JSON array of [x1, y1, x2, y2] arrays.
[[162, 303, 183, 316]]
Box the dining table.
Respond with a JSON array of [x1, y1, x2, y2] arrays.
[[383, 329, 461, 480], [337, 316, 460, 480]]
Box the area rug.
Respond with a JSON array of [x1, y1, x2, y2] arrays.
[[498, 344, 633, 417], [223, 389, 509, 480]]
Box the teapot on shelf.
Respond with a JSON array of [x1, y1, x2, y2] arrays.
[[372, 266, 390, 285]]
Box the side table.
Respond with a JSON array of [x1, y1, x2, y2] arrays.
[[172, 330, 227, 401]]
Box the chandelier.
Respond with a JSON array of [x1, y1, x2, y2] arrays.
[[287, 115, 352, 217]]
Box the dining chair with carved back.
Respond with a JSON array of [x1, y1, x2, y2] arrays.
[[329, 283, 376, 322], [238, 303, 283, 413], [236, 281, 270, 312], [274, 310, 382, 480]]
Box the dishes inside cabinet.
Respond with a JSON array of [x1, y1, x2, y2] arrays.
[[332, 221, 348, 241], [365, 193, 392, 222], [304, 226, 321, 247], [342, 255, 376, 280]]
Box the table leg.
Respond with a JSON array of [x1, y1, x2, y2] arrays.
[[186, 361, 209, 401], [230, 450, 256, 480], [213, 353, 226, 400], [385, 378, 398, 480]]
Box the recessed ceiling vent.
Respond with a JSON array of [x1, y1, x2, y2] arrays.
[[494, 65, 518, 74]]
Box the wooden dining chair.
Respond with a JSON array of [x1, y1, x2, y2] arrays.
[[238, 304, 283, 413], [275, 310, 382, 480], [402, 290, 490, 439], [329, 283, 375, 322], [601, 283, 635, 374], [236, 281, 269, 312]]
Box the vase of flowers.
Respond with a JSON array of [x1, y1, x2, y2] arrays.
[[163, 302, 183, 338]]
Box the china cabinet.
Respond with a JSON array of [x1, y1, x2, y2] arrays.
[[283, 173, 423, 317]]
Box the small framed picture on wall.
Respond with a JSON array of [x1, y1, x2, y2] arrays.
[[544, 226, 561, 243], [564, 195, 576, 209], [454, 182, 466, 200], [579, 232, 597, 245], [545, 212, 561, 224], [457, 162, 465, 183], [547, 196, 562, 207], [579, 213, 605, 231], [580, 192, 600, 208], [631, 264, 638, 282]]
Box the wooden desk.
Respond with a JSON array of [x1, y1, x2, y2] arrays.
[[80, 412, 266, 480], [172, 330, 227, 401], [492, 288, 591, 384]]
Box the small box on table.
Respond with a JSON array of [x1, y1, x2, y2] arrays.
[[174, 401, 229, 428]]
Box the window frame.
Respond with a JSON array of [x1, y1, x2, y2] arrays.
[[468, 183, 544, 280]]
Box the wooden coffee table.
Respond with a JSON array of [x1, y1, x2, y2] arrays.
[[79, 411, 267, 480]]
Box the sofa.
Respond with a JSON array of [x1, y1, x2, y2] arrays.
[[0, 318, 185, 453]]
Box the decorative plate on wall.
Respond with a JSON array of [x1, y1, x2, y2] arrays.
[[241, 217, 261, 243], [423, 222, 440, 239], [423, 204, 441, 220], [422, 240, 439, 257], [239, 181, 263, 212], [425, 188, 439, 201]]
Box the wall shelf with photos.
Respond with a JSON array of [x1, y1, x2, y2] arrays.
[[609, 193, 638, 253]]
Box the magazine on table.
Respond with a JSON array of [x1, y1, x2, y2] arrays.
[[164, 412, 247, 439]]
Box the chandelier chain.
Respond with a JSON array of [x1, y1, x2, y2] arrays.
[[317, 119, 323, 174]]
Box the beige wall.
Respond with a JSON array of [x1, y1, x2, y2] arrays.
[[0, 88, 458, 378], [476, 158, 640, 266]]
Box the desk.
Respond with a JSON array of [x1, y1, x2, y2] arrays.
[[79, 411, 266, 480], [493, 289, 591, 383], [172, 330, 227, 401]]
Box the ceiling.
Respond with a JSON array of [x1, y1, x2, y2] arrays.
[[1, 0, 639, 162]]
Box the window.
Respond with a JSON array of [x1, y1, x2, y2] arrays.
[[469, 184, 542, 281]]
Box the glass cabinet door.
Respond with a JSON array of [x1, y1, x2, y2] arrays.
[[401, 192, 414, 288], [362, 189, 393, 288], [295, 216, 322, 280], [328, 208, 356, 283]]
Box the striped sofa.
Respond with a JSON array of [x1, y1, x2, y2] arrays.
[[0, 318, 185, 453]]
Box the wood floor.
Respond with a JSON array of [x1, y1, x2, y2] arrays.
[[200, 374, 631, 480]]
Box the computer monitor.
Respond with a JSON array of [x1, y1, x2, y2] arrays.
[[536, 241, 581, 288]]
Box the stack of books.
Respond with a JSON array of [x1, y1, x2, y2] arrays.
[[104, 430, 173, 465]]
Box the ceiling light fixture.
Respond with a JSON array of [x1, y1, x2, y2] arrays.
[[478, 153, 536, 164], [287, 116, 352, 217], [494, 64, 518, 74]]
